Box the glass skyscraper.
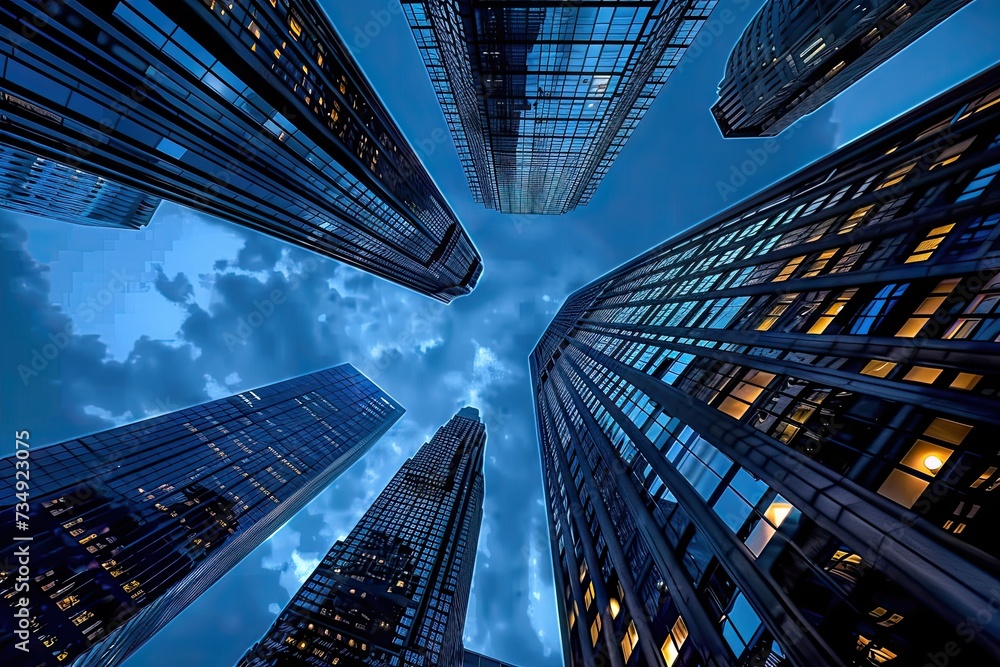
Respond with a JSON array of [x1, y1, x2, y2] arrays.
[[0, 0, 482, 302], [712, 0, 972, 137], [0, 145, 160, 229], [532, 65, 1000, 666], [403, 0, 718, 214], [238, 407, 486, 667], [0, 365, 403, 667]]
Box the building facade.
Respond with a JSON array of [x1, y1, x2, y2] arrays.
[[712, 0, 971, 137], [0, 0, 481, 302], [533, 65, 1000, 666], [238, 407, 486, 667], [0, 144, 160, 228], [0, 365, 403, 667], [403, 0, 717, 214]]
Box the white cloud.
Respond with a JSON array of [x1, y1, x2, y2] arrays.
[[267, 602, 281, 615]]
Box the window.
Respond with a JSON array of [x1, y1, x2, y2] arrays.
[[772, 255, 805, 282], [718, 370, 776, 420], [807, 289, 856, 334], [877, 418, 971, 508], [621, 621, 639, 662], [861, 360, 896, 378], [895, 279, 961, 337], [877, 162, 916, 190], [590, 616, 601, 646], [956, 163, 1000, 202], [744, 497, 794, 557], [905, 224, 954, 263], [756, 293, 798, 331], [942, 273, 1000, 341], [850, 283, 907, 334], [838, 205, 873, 234], [660, 616, 689, 666]]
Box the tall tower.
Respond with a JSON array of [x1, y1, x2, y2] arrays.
[[533, 65, 1000, 666], [238, 407, 486, 667], [402, 0, 718, 214], [0, 365, 403, 667], [0, 145, 160, 229], [712, 0, 972, 137], [0, 0, 482, 302]]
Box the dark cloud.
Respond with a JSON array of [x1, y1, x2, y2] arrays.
[[154, 268, 195, 303]]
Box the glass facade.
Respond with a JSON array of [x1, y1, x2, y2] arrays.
[[0, 144, 160, 229], [403, 0, 717, 214], [0, 365, 403, 667], [238, 407, 486, 667], [533, 65, 1000, 666], [0, 0, 482, 302], [712, 0, 971, 137]]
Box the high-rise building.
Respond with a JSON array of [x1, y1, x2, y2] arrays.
[[0, 0, 482, 302], [712, 0, 972, 138], [238, 407, 486, 667], [532, 65, 1000, 666], [0, 365, 403, 667], [0, 144, 160, 228], [402, 0, 718, 214], [462, 649, 522, 667]]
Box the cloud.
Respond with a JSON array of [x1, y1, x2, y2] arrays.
[[154, 267, 195, 303]]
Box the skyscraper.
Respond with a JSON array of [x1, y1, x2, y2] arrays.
[[0, 365, 403, 667], [532, 65, 1000, 666], [402, 0, 718, 214], [712, 0, 972, 137], [238, 407, 486, 667], [0, 145, 160, 229], [0, 0, 482, 302]]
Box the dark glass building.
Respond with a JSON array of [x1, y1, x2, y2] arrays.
[[0, 365, 403, 667], [532, 65, 1000, 666], [403, 0, 717, 214], [462, 649, 521, 667], [0, 144, 160, 228], [238, 407, 486, 667], [0, 0, 482, 302], [712, 0, 972, 137]]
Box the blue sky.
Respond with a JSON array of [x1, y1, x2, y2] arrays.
[[2, 1, 999, 665]]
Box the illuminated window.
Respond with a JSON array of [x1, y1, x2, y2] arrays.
[[802, 249, 837, 278], [621, 621, 638, 662], [929, 137, 975, 170], [590, 616, 601, 646], [942, 273, 1000, 341], [905, 224, 954, 263], [718, 370, 775, 420], [877, 162, 916, 190], [289, 16, 303, 39], [878, 418, 970, 508], [951, 372, 983, 390], [807, 289, 856, 334], [895, 279, 960, 337], [609, 597, 621, 618], [756, 293, 798, 331], [839, 205, 873, 234], [903, 366, 943, 384], [772, 255, 805, 282], [861, 360, 896, 378], [745, 497, 794, 557]]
